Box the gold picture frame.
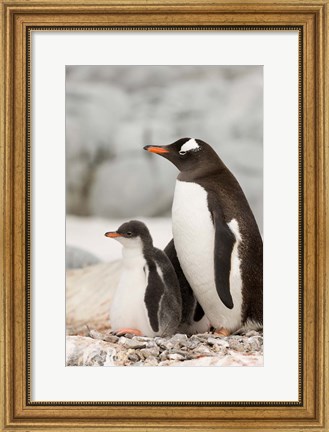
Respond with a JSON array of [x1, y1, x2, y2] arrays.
[[1, 0, 328, 430]]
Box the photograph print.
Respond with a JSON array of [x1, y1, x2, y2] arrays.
[[65, 65, 263, 367]]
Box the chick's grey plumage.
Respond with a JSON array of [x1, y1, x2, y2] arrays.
[[142, 235, 182, 336], [164, 239, 210, 334]]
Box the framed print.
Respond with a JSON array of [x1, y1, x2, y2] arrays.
[[1, 0, 328, 431]]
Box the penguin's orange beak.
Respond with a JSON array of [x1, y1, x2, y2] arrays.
[[105, 232, 122, 238], [143, 145, 169, 154]]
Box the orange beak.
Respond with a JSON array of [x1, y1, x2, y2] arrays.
[[143, 145, 169, 154], [105, 232, 122, 238]]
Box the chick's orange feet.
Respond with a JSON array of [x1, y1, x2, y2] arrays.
[[113, 328, 143, 336], [214, 327, 231, 337]]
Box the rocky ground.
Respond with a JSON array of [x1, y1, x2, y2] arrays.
[[66, 329, 263, 367], [66, 261, 264, 367]]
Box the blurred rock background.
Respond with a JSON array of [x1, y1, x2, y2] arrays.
[[66, 66, 263, 266]]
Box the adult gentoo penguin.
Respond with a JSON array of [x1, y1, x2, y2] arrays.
[[105, 220, 181, 337], [144, 138, 263, 336]]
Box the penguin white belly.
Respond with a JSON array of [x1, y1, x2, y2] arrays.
[[172, 180, 243, 332], [110, 254, 155, 336]]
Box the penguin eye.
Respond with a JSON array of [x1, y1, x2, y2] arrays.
[[126, 232, 132, 237], [179, 150, 187, 156]]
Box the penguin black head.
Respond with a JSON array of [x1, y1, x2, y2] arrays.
[[105, 220, 153, 249], [144, 138, 221, 174]]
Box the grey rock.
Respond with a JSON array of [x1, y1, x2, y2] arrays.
[[155, 337, 172, 349], [158, 360, 172, 367], [140, 347, 160, 358], [116, 350, 130, 364], [170, 333, 188, 342], [134, 336, 153, 342], [211, 344, 228, 355], [248, 336, 262, 351], [89, 329, 119, 343], [160, 350, 169, 361], [167, 333, 188, 347], [118, 337, 147, 350], [194, 345, 213, 356], [146, 340, 158, 349], [127, 351, 140, 362], [66, 350, 81, 366], [185, 339, 200, 350], [245, 330, 260, 337], [228, 337, 248, 352], [66, 245, 100, 269], [167, 353, 185, 361], [88, 156, 175, 218], [207, 337, 229, 348], [192, 333, 211, 341], [144, 356, 159, 366]]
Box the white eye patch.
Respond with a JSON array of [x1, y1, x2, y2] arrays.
[[180, 138, 200, 153]]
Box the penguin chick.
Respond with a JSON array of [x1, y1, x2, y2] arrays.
[[105, 220, 182, 337], [144, 138, 263, 336]]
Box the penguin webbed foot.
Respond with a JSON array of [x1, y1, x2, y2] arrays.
[[112, 328, 143, 337], [213, 327, 231, 337]]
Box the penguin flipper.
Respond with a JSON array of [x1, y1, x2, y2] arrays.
[[153, 248, 182, 336], [144, 264, 164, 333], [158, 290, 181, 336], [164, 240, 206, 325], [211, 203, 236, 309]]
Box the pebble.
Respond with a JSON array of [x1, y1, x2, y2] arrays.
[[207, 337, 229, 348], [167, 353, 185, 361], [249, 336, 262, 351], [160, 350, 169, 361], [155, 337, 172, 349], [192, 333, 210, 342], [194, 345, 213, 356], [88, 329, 119, 343], [146, 340, 158, 349], [229, 337, 249, 352], [144, 356, 159, 366], [135, 336, 153, 342], [118, 337, 148, 350], [245, 330, 260, 337], [167, 333, 188, 348], [140, 347, 160, 358], [185, 339, 200, 350], [127, 351, 140, 362]]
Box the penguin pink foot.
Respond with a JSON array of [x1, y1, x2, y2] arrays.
[[215, 327, 231, 337], [114, 328, 143, 337]]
